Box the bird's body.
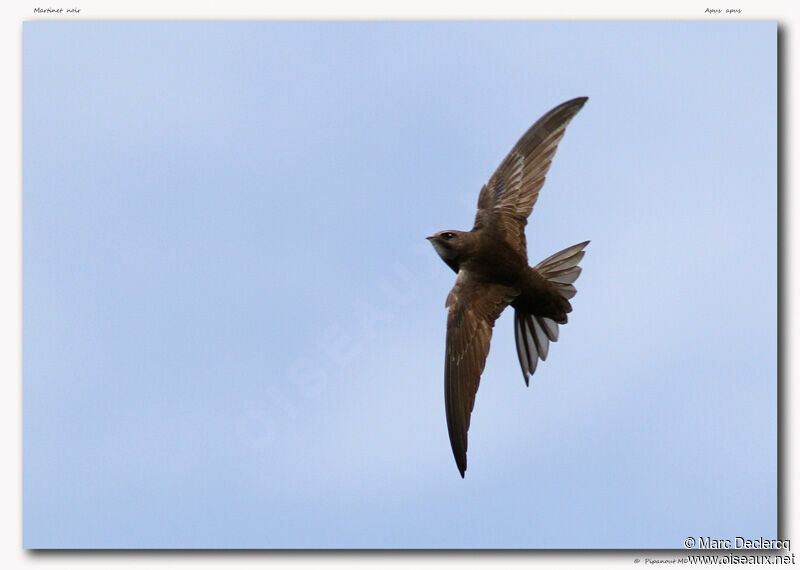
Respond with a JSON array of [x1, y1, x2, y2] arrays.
[[427, 97, 590, 477]]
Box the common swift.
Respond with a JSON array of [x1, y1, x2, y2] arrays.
[[427, 97, 589, 477]]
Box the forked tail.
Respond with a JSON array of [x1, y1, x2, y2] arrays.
[[514, 241, 589, 385]]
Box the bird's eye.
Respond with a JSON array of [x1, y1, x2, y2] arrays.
[[441, 232, 456, 240]]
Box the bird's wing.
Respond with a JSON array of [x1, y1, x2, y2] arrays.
[[445, 270, 518, 477], [473, 97, 588, 256]]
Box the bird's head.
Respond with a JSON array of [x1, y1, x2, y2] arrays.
[[426, 230, 469, 265]]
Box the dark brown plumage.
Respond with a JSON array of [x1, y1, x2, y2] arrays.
[[427, 97, 590, 478]]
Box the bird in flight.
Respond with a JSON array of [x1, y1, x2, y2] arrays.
[[427, 97, 589, 478]]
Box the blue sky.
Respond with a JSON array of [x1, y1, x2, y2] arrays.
[[23, 21, 776, 548]]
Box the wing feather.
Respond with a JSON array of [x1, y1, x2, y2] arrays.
[[473, 97, 588, 255], [445, 271, 517, 477]]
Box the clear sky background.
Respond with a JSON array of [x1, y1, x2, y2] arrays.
[[23, 21, 776, 548]]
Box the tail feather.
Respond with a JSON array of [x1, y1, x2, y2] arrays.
[[515, 241, 589, 385], [514, 312, 537, 380], [537, 315, 559, 341], [530, 314, 549, 361]]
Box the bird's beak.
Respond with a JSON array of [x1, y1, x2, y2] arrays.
[[426, 235, 435, 241]]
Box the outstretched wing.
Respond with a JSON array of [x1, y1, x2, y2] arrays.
[[473, 97, 588, 256], [445, 270, 518, 477]]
